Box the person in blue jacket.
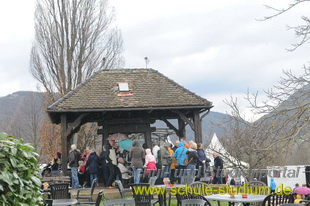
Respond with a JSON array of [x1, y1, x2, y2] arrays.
[[174, 141, 188, 182], [86, 148, 100, 186], [270, 178, 277, 193]]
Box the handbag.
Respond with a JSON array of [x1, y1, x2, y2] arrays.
[[173, 157, 179, 167], [184, 157, 193, 165], [167, 157, 173, 165]]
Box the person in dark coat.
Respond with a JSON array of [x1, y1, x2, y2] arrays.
[[68, 144, 81, 189], [212, 152, 224, 184], [99, 145, 109, 186], [105, 140, 118, 187], [130, 139, 145, 184], [186, 142, 199, 176], [161, 143, 171, 177], [51, 153, 61, 176], [230, 177, 236, 185], [86, 148, 99, 186], [197, 143, 211, 178]]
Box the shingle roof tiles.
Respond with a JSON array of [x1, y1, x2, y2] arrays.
[[48, 69, 212, 111]]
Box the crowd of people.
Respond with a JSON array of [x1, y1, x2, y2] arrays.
[[51, 137, 227, 189]]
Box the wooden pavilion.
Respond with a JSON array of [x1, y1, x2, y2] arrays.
[[47, 68, 213, 174]]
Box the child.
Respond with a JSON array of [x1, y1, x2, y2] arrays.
[[144, 148, 157, 175]]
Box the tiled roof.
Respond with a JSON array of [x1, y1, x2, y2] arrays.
[[48, 69, 212, 111]]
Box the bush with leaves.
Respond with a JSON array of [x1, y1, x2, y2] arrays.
[[0, 132, 44, 205]]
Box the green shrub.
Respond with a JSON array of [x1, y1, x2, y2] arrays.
[[0, 132, 44, 206]]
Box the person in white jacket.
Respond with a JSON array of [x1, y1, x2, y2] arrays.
[[152, 144, 160, 161], [117, 157, 132, 186]]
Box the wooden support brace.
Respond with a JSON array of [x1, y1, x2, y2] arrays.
[[161, 118, 180, 136], [65, 113, 89, 137], [172, 110, 195, 130]]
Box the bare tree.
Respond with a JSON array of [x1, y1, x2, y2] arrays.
[[0, 92, 45, 157], [218, 97, 287, 170], [219, 70, 309, 171], [30, 0, 124, 101], [261, 0, 310, 51], [30, 0, 124, 155], [246, 67, 310, 149], [40, 115, 61, 163], [22, 93, 44, 152], [239, 0, 310, 149], [0, 107, 24, 139], [76, 123, 101, 154]]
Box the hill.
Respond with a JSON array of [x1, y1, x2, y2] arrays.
[[0, 91, 230, 145]]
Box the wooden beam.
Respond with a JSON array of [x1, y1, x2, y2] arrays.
[[65, 113, 89, 137], [172, 110, 195, 130], [61, 114, 68, 175], [98, 118, 155, 126], [98, 126, 156, 134], [161, 118, 180, 136]]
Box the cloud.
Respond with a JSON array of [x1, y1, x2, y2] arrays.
[[0, 0, 36, 96], [116, 0, 309, 105], [0, 0, 309, 117]]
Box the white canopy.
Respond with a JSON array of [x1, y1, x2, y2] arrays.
[[205, 133, 249, 169]]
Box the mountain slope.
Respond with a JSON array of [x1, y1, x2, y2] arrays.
[[0, 91, 229, 144]]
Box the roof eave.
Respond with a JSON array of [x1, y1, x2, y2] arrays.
[[47, 105, 214, 113]]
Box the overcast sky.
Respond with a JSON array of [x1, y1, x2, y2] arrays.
[[0, 0, 309, 118]]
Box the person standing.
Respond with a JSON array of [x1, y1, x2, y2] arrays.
[[51, 152, 61, 176], [174, 141, 188, 183], [197, 143, 210, 178], [78, 160, 86, 187], [161, 143, 172, 179], [152, 143, 160, 162], [81, 147, 91, 187], [68, 144, 80, 189], [230, 177, 236, 186], [99, 145, 109, 187], [174, 142, 188, 169], [293, 183, 300, 193], [270, 178, 277, 193], [212, 152, 224, 184], [86, 148, 99, 186], [167, 144, 177, 183], [130, 139, 145, 184], [143, 148, 156, 183], [180, 138, 190, 149], [105, 140, 118, 188], [186, 142, 199, 176], [144, 148, 157, 175], [172, 140, 179, 152]]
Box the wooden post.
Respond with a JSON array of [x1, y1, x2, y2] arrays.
[[103, 128, 109, 146], [178, 118, 185, 138], [145, 131, 152, 148], [193, 110, 202, 143], [61, 114, 68, 175]]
